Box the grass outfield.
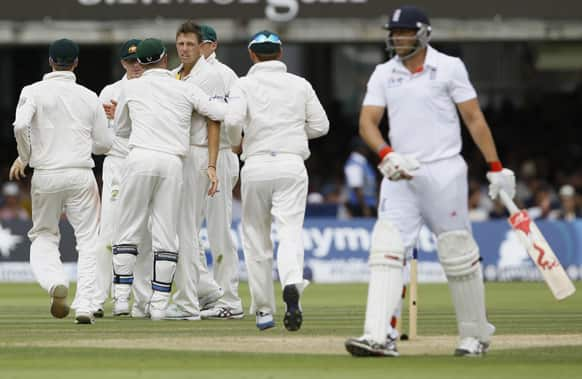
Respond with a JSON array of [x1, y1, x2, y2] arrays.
[[0, 282, 581, 378]]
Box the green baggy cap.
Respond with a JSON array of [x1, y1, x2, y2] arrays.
[[49, 38, 79, 66], [137, 38, 166, 65], [119, 39, 142, 60]]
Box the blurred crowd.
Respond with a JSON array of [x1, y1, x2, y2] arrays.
[[2, 90, 582, 223], [1, 156, 581, 223]]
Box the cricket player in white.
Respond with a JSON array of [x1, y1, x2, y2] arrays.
[[111, 38, 225, 321], [196, 24, 244, 320], [345, 6, 516, 357], [10, 38, 112, 324], [164, 21, 230, 320], [225, 31, 329, 331], [94, 39, 154, 318]]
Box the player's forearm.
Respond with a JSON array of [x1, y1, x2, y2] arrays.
[[206, 120, 220, 168], [467, 119, 500, 164], [13, 124, 31, 165], [359, 118, 387, 153]]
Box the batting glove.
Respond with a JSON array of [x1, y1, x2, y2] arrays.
[[486, 166, 516, 200], [378, 152, 420, 181]]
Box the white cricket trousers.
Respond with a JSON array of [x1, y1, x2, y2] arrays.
[[28, 168, 100, 313], [95, 155, 152, 311], [201, 147, 241, 310], [173, 146, 241, 313], [115, 148, 183, 254], [378, 155, 471, 249], [241, 153, 308, 315]]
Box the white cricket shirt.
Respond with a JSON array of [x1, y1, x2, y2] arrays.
[[99, 75, 130, 158], [13, 71, 111, 169], [172, 57, 230, 148], [114, 68, 225, 157], [224, 60, 329, 161], [363, 45, 477, 163], [206, 52, 239, 94]]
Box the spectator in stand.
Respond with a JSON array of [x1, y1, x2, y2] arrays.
[[0, 182, 30, 221], [551, 185, 580, 221], [489, 199, 508, 219], [344, 139, 377, 218], [468, 180, 489, 221], [528, 185, 554, 220]]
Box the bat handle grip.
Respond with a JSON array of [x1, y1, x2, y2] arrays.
[[499, 189, 520, 215]]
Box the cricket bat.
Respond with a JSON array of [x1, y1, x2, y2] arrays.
[[408, 248, 418, 339], [499, 190, 576, 300]]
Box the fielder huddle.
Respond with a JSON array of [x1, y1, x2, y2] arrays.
[[9, 5, 518, 357]]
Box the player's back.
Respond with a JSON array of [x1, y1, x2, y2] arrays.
[[25, 71, 102, 170], [120, 69, 194, 157], [236, 60, 327, 160]]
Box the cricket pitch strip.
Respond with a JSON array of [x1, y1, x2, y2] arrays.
[[3, 334, 582, 356]]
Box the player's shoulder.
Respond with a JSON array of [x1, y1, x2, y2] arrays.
[[72, 82, 100, 101], [218, 61, 238, 77], [99, 79, 122, 97], [427, 46, 465, 69], [21, 81, 40, 94], [370, 59, 398, 78]]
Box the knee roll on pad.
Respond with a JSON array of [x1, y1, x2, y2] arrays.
[[112, 244, 138, 284], [369, 219, 405, 268], [152, 251, 178, 293], [437, 230, 481, 278]]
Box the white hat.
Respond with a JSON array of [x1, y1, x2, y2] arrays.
[[559, 184, 575, 197]]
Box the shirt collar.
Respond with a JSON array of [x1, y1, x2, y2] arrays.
[[141, 68, 173, 78], [43, 71, 76, 82], [206, 52, 217, 64], [173, 56, 207, 81], [247, 60, 287, 76], [393, 45, 437, 74], [423, 45, 438, 70]]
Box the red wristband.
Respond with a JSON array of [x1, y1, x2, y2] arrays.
[[488, 161, 503, 172], [378, 145, 393, 159]]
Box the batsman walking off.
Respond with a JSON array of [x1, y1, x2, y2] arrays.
[[225, 31, 329, 331], [345, 5, 516, 357]]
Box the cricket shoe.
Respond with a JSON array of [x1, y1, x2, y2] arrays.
[[345, 336, 399, 357], [163, 304, 200, 321], [49, 284, 70, 319], [199, 288, 224, 310], [282, 284, 302, 331], [256, 311, 275, 330], [131, 304, 150, 319], [200, 306, 244, 320], [93, 308, 104, 318], [454, 337, 489, 357], [75, 311, 96, 325], [112, 299, 130, 316]]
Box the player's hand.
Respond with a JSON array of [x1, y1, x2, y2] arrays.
[[207, 166, 219, 196], [378, 152, 420, 181], [103, 100, 117, 120], [9, 157, 26, 181], [486, 168, 516, 200]]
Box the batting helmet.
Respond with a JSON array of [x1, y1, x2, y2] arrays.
[[384, 5, 432, 60], [384, 5, 430, 31]]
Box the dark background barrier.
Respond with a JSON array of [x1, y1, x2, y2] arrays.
[[1, 218, 580, 283]]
